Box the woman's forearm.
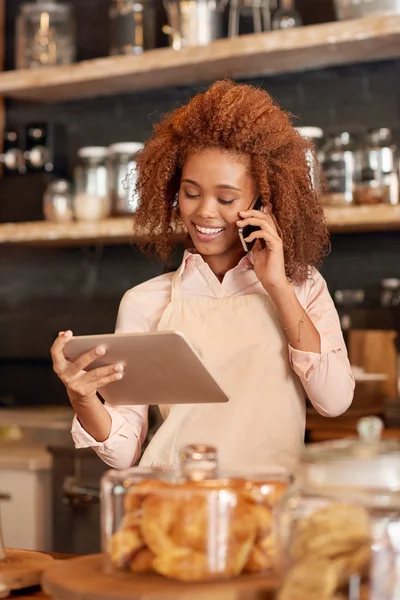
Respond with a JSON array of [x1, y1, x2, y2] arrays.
[[70, 394, 112, 442], [268, 282, 321, 353]]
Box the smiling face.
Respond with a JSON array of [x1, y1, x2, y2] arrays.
[[178, 148, 257, 274]]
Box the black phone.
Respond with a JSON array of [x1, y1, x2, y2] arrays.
[[238, 196, 263, 252]]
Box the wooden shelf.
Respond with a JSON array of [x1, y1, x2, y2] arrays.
[[1, 205, 399, 246], [324, 204, 400, 233], [0, 217, 185, 247], [1, 16, 400, 102]]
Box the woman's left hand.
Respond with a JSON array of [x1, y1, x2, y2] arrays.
[[237, 207, 290, 294]]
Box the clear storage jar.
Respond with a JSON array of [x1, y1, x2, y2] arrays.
[[321, 132, 359, 205], [15, 1, 76, 69], [101, 444, 289, 582], [295, 127, 324, 194], [73, 147, 111, 221], [276, 417, 400, 600], [108, 142, 143, 215]]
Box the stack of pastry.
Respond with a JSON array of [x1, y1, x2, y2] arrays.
[[109, 477, 287, 581], [277, 503, 389, 600]]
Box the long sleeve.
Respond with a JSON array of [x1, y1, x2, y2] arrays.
[[71, 290, 150, 469], [289, 270, 355, 417]]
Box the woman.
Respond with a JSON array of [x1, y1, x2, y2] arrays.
[[51, 81, 354, 472]]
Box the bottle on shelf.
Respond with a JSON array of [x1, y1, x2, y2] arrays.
[[271, 0, 302, 30]]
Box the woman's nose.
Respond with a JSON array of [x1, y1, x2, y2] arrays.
[[195, 197, 218, 219]]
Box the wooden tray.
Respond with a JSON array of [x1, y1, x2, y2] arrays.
[[42, 554, 278, 600], [0, 548, 54, 597]]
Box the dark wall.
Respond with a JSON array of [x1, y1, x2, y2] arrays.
[[1, 0, 400, 406]]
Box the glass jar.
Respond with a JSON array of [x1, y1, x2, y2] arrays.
[[101, 443, 289, 582], [321, 132, 358, 206], [354, 166, 388, 205], [277, 417, 400, 600], [358, 128, 399, 206], [295, 127, 324, 194], [108, 142, 144, 215], [15, 1, 76, 69], [271, 0, 302, 30], [43, 179, 73, 222], [381, 279, 400, 308], [73, 147, 111, 222], [109, 0, 157, 55]]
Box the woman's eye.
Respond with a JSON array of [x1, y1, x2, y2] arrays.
[[218, 199, 235, 205], [184, 190, 199, 199]]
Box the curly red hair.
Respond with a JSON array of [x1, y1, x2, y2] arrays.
[[134, 80, 329, 284]]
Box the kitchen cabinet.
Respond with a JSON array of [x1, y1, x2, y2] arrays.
[[0, 445, 52, 552]]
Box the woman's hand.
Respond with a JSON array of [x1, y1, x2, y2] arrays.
[[236, 207, 290, 294], [50, 330, 124, 408]]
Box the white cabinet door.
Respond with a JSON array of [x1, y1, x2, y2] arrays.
[[0, 468, 52, 551]]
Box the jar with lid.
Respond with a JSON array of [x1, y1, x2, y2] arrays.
[[73, 147, 111, 222], [276, 416, 400, 600], [43, 179, 73, 222], [295, 127, 324, 194], [359, 128, 399, 206], [109, 0, 157, 55], [321, 132, 358, 205], [354, 166, 388, 205], [101, 443, 289, 583], [15, 1, 76, 69], [108, 142, 144, 215]]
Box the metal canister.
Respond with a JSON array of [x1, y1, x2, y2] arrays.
[[163, 0, 224, 49], [109, 0, 157, 55]]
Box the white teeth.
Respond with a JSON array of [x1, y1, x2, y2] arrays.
[[195, 225, 224, 235]]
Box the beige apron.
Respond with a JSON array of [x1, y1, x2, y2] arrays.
[[140, 269, 305, 472]]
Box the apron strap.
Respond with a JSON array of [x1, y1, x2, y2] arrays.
[[171, 270, 182, 302]]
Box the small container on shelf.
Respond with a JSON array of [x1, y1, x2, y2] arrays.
[[321, 132, 359, 206], [358, 128, 399, 206], [73, 147, 111, 222], [354, 167, 388, 205], [109, 0, 158, 55], [108, 142, 144, 215], [15, 0, 76, 69], [276, 416, 400, 600], [381, 278, 400, 308], [295, 127, 324, 194], [101, 444, 289, 581], [43, 179, 73, 222], [271, 0, 302, 30]]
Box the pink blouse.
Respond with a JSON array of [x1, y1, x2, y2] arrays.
[[71, 251, 354, 469]]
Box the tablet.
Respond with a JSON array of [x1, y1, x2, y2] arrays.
[[63, 331, 229, 407]]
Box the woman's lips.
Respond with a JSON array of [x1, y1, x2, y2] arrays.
[[193, 223, 225, 242]]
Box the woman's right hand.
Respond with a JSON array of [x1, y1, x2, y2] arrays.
[[50, 330, 124, 407]]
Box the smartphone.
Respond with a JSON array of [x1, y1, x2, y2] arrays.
[[238, 196, 263, 252]]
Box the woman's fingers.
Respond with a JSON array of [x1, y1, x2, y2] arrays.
[[51, 330, 74, 377], [243, 228, 282, 246], [65, 363, 124, 399], [62, 344, 108, 379], [237, 211, 279, 236]]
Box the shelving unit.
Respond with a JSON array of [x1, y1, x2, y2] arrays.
[[1, 205, 399, 247], [0, 15, 400, 102]]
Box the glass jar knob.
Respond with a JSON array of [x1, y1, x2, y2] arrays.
[[357, 416, 384, 443], [178, 444, 218, 481]]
